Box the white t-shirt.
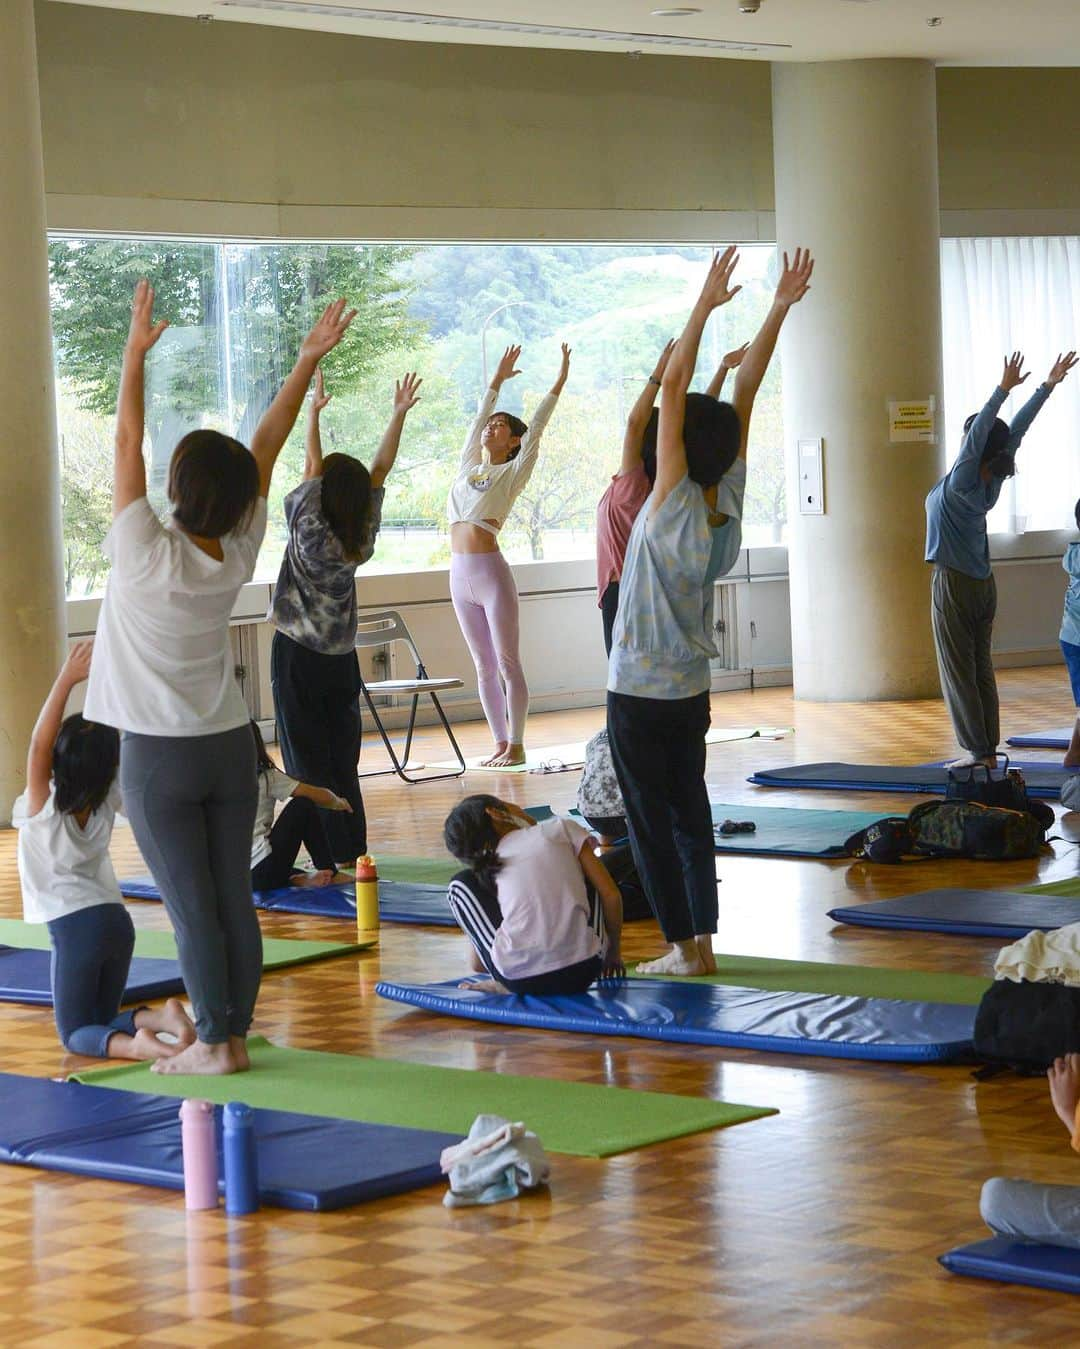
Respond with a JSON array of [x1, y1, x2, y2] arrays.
[[252, 766, 299, 868], [490, 816, 602, 980], [84, 496, 268, 736], [447, 389, 559, 532], [13, 783, 125, 924]]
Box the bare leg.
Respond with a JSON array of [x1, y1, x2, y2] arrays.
[[134, 998, 196, 1047], [638, 939, 707, 976], [1066, 715, 1080, 769], [1048, 1054, 1080, 1133], [487, 742, 525, 768], [151, 1040, 239, 1076]]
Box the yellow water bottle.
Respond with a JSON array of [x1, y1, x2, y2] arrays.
[[355, 854, 380, 936]]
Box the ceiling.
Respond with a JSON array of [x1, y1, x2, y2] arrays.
[[51, 0, 1080, 65]]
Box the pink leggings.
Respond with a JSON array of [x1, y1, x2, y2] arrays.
[[450, 550, 529, 745]]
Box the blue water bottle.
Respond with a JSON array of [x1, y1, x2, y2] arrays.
[[223, 1102, 259, 1216]]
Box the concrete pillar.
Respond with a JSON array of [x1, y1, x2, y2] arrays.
[[0, 0, 67, 820], [773, 60, 943, 700]]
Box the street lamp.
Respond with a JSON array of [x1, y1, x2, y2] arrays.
[[480, 299, 531, 389]]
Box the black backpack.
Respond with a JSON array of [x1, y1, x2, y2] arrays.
[[973, 979, 1080, 1075], [946, 756, 1055, 830]]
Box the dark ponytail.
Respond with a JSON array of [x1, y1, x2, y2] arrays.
[[249, 719, 274, 776], [443, 795, 505, 889]]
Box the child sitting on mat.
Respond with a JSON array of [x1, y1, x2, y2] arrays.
[[248, 721, 353, 891], [442, 794, 624, 994], [980, 1053, 1080, 1249], [13, 642, 195, 1061]]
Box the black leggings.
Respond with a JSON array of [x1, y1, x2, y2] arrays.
[[251, 795, 336, 891], [271, 630, 366, 862], [600, 581, 620, 658]]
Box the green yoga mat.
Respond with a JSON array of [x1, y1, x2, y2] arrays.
[[710, 803, 884, 857], [377, 855, 459, 886], [1021, 878, 1080, 898], [75, 1036, 775, 1157], [629, 953, 990, 1005], [0, 917, 370, 969]]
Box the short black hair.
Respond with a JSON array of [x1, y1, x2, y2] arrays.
[[321, 453, 374, 561], [168, 429, 259, 538], [640, 395, 741, 488], [52, 714, 120, 815]]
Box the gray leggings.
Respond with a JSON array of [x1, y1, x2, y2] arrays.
[[120, 725, 261, 1044], [930, 565, 999, 759], [980, 1176, 1080, 1249]]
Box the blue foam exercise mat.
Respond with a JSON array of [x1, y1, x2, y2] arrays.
[[748, 760, 1073, 800], [939, 1237, 1080, 1293], [0, 945, 184, 1007], [120, 876, 456, 927], [375, 977, 975, 1062], [828, 888, 1080, 939], [0, 1071, 459, 1211], [1007, 729, 1072, 750]]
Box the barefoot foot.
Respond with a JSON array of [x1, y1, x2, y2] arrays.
[[229, 1036, 251, 1072], [1048, 1053, 1080, 1132], [114, 1026, 179, 1062], [487, 743, 526, 768], [298, 869, 336, 888], [480, 742, 509, 767], [637, 943, 707, 977], [695, 934, 718, 974], [151, 1040, 238, 1076], [161, 998, 197, 1047], [458, 977, 509, 994]]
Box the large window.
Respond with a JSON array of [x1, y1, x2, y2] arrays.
[[941, 236, 1080, 534], [50, 237, 787, 596]]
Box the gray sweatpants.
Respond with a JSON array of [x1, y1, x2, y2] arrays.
[[930, 565, 999, 759], [120, 725, 262, 1044], [981, 1176, 1080, 1249]]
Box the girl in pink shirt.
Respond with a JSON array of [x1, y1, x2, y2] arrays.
[[443, 795, 624, 995]]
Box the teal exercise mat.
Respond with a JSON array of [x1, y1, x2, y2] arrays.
[[75, 1036, 776, 1158], [0, 917, 371, 968], [710, 803, 881, 857]]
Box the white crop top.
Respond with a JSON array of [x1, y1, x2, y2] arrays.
[[447, 388, 559, 533]]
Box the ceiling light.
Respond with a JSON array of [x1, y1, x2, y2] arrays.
[[216, 1, 792, 50], [650, 7, 702, 14]]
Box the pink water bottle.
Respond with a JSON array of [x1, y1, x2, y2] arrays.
[[180, 1099, 218, 1210]]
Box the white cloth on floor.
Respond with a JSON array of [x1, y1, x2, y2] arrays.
[[995, 922, 1080, 986], [441, 1114, 550, 1208]]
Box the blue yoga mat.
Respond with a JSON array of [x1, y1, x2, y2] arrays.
[[0, 1071, 459, 1211], [0, 946, 183, 1007], [939, 1237, 1080, 1293], [120, 876, 456, 927], [709, 803, 880, 857], [1006, 729, 1072, 750], [749, 760, 1073, 800], [828, 888, 1079, 939], [375, 977, 975, 1063]]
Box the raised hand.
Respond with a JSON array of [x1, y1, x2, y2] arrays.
[[60, 639, 94, 687], [300, 298, 358, 363], [1048, 351, 1078, 387], [775, 247, 814, 309], [722, 341, 751, 370], [311, 367, 332, 414], [651, 338, 677, 381], [1000, 351, 1029, 392], [699, 246, 741, 311], [558, 342, 572, 377], [125, 279, 168, 356], [393, 371, 423, 414], [493, 345, 522, 388]]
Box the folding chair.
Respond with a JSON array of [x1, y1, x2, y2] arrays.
[[354, 610, 466, 783]]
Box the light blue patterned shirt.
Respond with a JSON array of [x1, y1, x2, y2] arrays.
[[608, 461, 746, 700]]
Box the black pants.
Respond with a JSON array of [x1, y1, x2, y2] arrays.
[[446, 869, 604, 994], [607, 689, 717, 943], [600, 581, 620, 658], [251, 795, 336, 891], [271, 630, 367, 862], [48, 904, 139, 1057]]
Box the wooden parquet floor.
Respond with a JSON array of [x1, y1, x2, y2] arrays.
[[4, 667, 1080, 1346]]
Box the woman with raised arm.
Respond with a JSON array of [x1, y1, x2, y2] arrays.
[[270, 365, 421, 868], [448, 343, 571, 767], [84, 282, 355, 1075], [596, 338, 749, 655], [607, 247, 813, 975]]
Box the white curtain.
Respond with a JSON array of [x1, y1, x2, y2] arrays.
[[941, 236, 1080, 533]]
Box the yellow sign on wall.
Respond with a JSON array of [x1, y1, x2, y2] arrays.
[[888, 397, 936, 443]]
